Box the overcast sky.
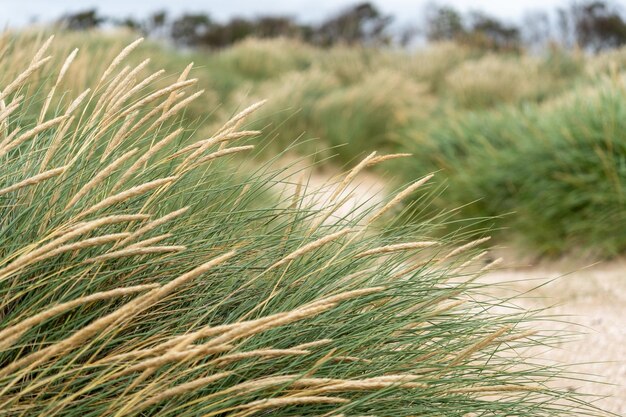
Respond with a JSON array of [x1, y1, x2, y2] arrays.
[[3, 0, 626, 27]]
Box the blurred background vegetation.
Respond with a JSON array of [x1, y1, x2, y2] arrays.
[[11, 0, 626, 258]]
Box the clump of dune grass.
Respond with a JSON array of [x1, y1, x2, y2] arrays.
[[214, 37, 315, 81], [0, 35, 606, 416], [444, 54, 553, 108], [402, 74, 626, 257], [406, 41, 477, 92]]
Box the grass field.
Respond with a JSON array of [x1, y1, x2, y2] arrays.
[[4, 30, 624, 256], [0, 31, 616, 415]]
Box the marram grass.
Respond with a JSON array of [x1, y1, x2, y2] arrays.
[[0, 35, 606, 416], [402, 77, 626, 257], [4, 31, 621, 257]]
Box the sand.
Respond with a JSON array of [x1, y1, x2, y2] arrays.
[[481, 259, 626, 415]]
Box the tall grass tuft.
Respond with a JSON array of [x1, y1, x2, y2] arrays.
[[0, 35, 605, 416], [444, 54, 552, 108], [403, 75, 626, 257]]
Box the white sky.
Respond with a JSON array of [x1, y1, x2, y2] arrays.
[[3, 0, 626, 27]]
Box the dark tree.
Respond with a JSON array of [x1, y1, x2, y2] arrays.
[[115, 17, 141, 32], [150, 11, 167, 29], [171, 13, 213, 46], [201, 18, 254, 48], [254, 16, 301, 38], [568, 1, 626, 51], [59, 9, 105, 30], [313, 2, 393, 46], [112, 11, 168, 37], [425, 3, 465, 42], [422, 4, 520, 51], [170, 14, 304, 48], [146, 11, 168, 36], [466, 11, 521, 51]]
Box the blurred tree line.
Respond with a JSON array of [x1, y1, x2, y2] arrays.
[[58, 1, 626, 52]]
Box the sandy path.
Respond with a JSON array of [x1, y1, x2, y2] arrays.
[[481, 260, 626, 415]]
